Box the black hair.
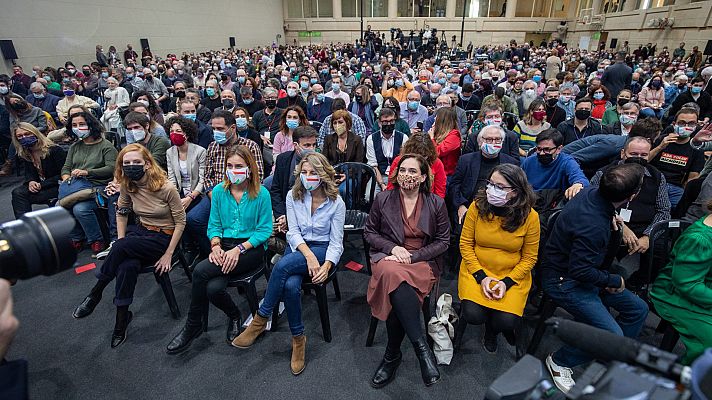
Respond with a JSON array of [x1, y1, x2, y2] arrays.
[[599, 163, 645, 203], [293, 125, 317, 143], [575, 97, 593, 108], [211, 109, 236, 127], [164, 115, 198, 143], [535, 128, 563, 147], [379, 107, 396, 120], [123, 111, 151, 129], [628, 118, 661, 142], [475, 164, 537, 232], [331, 98, 346, 111]]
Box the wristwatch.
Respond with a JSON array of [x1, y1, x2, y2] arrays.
[[237, 243, 247, 254]]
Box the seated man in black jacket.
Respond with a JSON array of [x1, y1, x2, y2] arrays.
[[542, 163, 649, 394], [557, 97, 607, 145], [269, 125, 318, 234], [462, 103, 520, 159], [449, 124, 518, 234]]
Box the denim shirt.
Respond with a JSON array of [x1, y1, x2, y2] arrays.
[[286, 189, 346, 265]]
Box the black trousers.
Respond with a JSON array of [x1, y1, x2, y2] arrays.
[[186, 239, 265, 326], [461, 300, 519, 336], [11, 184, 57, 219], [96, 226, 171, 306]]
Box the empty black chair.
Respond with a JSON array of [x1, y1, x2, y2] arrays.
[[335, 162, 376, 274], [503, 112, 519, 131], [140, 266, 181, 319]]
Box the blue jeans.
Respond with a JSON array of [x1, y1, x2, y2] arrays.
[[667, 183, 684, 210], [185, 194, 211, 255], [640, 108, 664, 119], [69, 200, 104, 243], [262, 175, 273, 190], [257, 241, 329, 336], [543, 276, 648, 368]]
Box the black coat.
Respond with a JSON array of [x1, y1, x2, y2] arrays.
[[448, 151, 519, 210], [601, 61, 632, 99], [463, 128, 520, 160], [19, 145, 67, 189], [669, 90, 712, 121], [270, 150, 297, 218]]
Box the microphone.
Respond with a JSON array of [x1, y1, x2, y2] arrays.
[[548, 317, 642, 364]]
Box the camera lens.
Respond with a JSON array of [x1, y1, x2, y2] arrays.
[[0, 208, 77, 280]]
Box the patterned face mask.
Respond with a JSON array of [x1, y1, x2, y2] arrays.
[[397, 173, 421, 191]]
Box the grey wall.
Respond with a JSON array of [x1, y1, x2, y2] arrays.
[[0, 0, 284, 74]]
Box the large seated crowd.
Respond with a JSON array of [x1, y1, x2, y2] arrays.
[[1, 37, 711, 392]]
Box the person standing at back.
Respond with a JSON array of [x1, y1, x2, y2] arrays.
[[601, 52, 632, 99]]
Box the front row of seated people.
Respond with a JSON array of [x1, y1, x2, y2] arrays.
[[9, 107, 710, 389]]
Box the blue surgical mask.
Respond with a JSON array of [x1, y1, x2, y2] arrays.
[[126, 74, 134, 79], [33, 93, 45, 99], [395, 79, 404, 87], [450, 83, 459, 90], [316, 93, 325, 102], [238, 77, 246, 84], [532, 75, 542, 83], [691, 87, 702, 94], [206, 88, 216, 97], [310, 78, 318, 84], [213, 130, 228, 144], [101, 72, 109, 78], [286, 119, 299, 130], [331, 83, 340, 92], [438, 78, 446, 85], [300, 81, 309, 90], [183, 113, 197, 121], [407, 101, 419, 111], [593, 92, 604, 100], [236, 117, 248, 130], [242, 98, 254, 104]]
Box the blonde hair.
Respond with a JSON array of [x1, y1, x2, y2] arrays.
[[291, 152, 339, 202], [222, 145, 261, 199], [115, 143, 167, 193], [11, 122, 55, 162]]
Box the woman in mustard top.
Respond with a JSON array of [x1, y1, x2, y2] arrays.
[[459, 164, 540, 353]]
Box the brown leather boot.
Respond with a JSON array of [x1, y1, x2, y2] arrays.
[[231, 313, 268, 348], [291, 335, 307, 375], [0, 159, 13, 177]]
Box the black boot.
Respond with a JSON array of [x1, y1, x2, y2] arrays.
[[111, 307, 132, 348], [166, 324, 203, 354], [73, 280, 109, 319], [226, 315, 243, 344], [482, 327, 498, 354], [412, 337, 440, 387], [370, 347, 402, 388]]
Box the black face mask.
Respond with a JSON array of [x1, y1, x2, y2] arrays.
[[355, 95, 363, 103], [175, 90, 186, 99], [537, 153, 555, 165], [145, 75, 153, 81], [617, 98, 630, 107], [381, 124, 395, 136], [10, 101, 26, 111], [546, 98, 558, 107], [222, 99, 235, 109], [624, 156, 648, 167], [265, 99, 277, 108], [575, 109, 591, 120], [122, 164, 146, 181]]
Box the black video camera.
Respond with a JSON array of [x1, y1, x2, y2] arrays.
[[0, 208, 78, 280]]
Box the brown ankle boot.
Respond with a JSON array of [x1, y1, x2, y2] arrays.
[[0, 159, 13, 177], [231, 313, 268, 348], [291, 335, 307, 375]]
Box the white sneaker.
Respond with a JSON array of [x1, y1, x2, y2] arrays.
[[95, 241, 114, 260], [546, 354, 576, 394]]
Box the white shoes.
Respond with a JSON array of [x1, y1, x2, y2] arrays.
[[95, 241, 114, 260], [546, 354, 576, 394]]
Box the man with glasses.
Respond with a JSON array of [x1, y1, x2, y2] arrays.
[[463, 103, 520, 159], [366, 108, 409, 194], [649, 107, 705, 208], [252, 87, 284, 140], [557, 97, 606, 145], [607, 102, 640, 136], [522, 129, 588, 201], [449, 125, 519, 233], [399, 90, 428, 132]]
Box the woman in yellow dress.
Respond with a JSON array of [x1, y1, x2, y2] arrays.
[[458, 163, 540, 353]]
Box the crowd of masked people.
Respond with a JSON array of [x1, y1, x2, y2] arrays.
[[1, 38, 712, 393]]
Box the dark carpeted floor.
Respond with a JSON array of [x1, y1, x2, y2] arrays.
[[0, 176, 682, 400]]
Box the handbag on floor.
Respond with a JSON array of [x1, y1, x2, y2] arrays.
[[427, 293, 458, 365]]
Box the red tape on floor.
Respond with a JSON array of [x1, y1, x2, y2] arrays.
[[75, 263, 96, 274]]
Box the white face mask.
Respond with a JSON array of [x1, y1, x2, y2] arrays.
[[300, 173, 321, 191], [486, 183, 510, 207], [226, 167, 250, 184]]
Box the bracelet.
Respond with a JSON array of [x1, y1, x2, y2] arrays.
[[187, 193, 196, 200]]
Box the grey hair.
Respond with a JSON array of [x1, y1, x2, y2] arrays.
[[262, 87, 278, 97], [622, 102, 640, 112], [29, 82, 45, 91], [477, 124, 506, 145], [523, 80, 537, 89], [106, 77, 118, 84]]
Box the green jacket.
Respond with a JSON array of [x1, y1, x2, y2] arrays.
[[601, 106, 620, 126], [651, 217, 712, 317]]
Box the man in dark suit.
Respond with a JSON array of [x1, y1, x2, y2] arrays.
[[306, 84, 333, 126], [269, 126, 318, 233], [601, 52, 632, 99], [449, 124, 519, 233]]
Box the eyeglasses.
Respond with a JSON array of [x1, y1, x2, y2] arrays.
[[535, 146, 559, 154], [675, 121, 698, 128], [482, 137, 503, 144], [486, 180, 513, 191]]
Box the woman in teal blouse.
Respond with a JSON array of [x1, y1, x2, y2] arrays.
[[166, 145, 273, 354], [650, 200, 712, 365]]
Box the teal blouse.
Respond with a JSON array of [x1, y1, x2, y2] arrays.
[[207, 183, 273, 248]]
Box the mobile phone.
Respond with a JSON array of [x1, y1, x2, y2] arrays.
[[417, 121, 424, 130]]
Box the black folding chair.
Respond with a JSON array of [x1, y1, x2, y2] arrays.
[[503, 112, 519, 131], [140, 266, 181, 319], [465, 109, 480, 132], [334, 162, 377, 275], [640, 219, 691, 351], [310, 120, 323, 131]]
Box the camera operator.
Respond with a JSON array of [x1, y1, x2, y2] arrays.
[[0, 279, 23, 399], [541, 163, 649, 394]]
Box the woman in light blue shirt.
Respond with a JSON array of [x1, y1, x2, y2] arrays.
[[233, 152, 346, 376], [166, 145, 273, 354]]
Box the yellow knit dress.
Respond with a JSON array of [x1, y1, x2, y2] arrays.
[[458, 202, 540, 316]]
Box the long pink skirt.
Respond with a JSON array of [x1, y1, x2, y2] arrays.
[[367, 259, 436, 321]]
